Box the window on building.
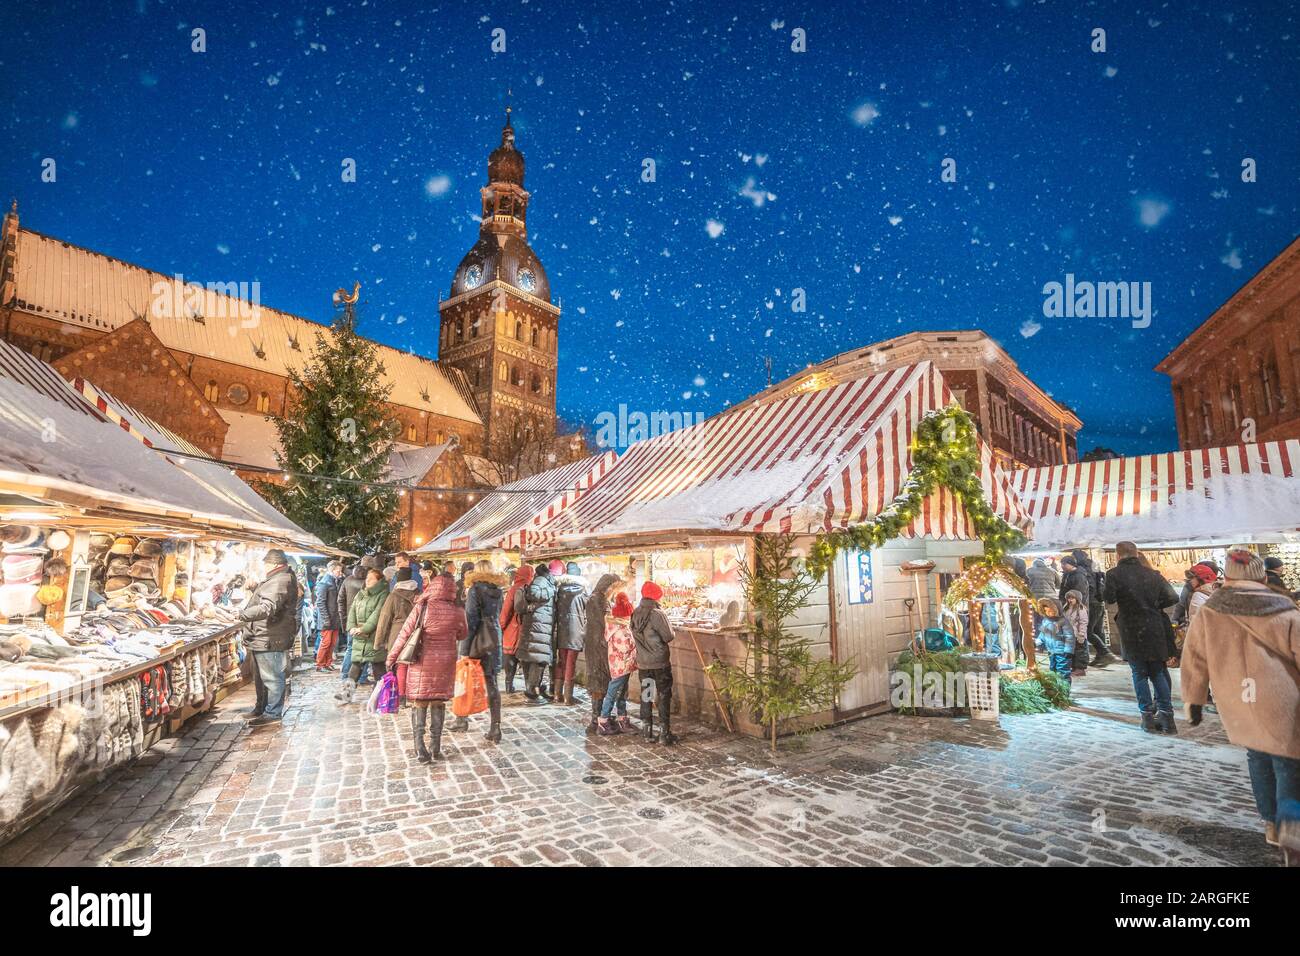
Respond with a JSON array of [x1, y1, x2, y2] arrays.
[[530, 371, 541, 394], [204, 381, 219, 403], [255, 392, 270, 413], [498, 361, 508, 382], [470, 317, 480, 339], [407, 423, 418, 442], [511, 365, 524, 387], [515, 320, 524, 341], [950, 388, 967, 411], [455, 320, 464, 344], [531, 326, 539, 348], [1229, 383, 1243, 427]]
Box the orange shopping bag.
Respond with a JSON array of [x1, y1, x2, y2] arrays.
[[452, 657, 488, 717]]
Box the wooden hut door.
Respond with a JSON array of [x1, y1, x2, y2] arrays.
[[830, 548, 892, 718]]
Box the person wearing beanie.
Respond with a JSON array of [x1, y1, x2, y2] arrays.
[[516, 561, 558, 702], [598, 591, 638, 734], [582, 573, 623, 732], [1263, 555, 1290, 595], [1104, 541, 1181, 735], [452, 559, 509, 741], [393, 551, 424, 591], [238, 548, 298, 725], [1182, 547, 1300, 864], [551, 561, 590, 706], [455, 560, 476, 607], [632, 580, 677, 744]]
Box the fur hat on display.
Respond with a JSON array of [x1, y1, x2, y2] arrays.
[[2, 553, 44, 584], [0, 525, 42, 552], [109, 536, 138, 556], [89, 532, 114, 552], [133, 538, 163, 557], [45, 530, 71, 552]]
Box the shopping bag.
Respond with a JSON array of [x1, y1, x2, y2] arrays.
[[367, 671, 400, 714], [452, 657, 488, 717]]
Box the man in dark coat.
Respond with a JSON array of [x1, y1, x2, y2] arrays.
[[631, 581, 677, 745], [516, 563, 557, 703], [1104, 541, 1180, 734], [552, 562, 589, 706], [313, 560, 343, 671], [582, 573, 623, 732], [239, 549, 299, 725]]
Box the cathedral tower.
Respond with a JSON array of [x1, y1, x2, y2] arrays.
[[437, 106, 559, 457]]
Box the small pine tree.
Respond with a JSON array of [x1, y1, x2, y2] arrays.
[[707, 534, 856, 752], [258, 289, 402, 553]]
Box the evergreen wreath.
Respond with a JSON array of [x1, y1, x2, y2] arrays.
[[806, 404, 1027, 578]]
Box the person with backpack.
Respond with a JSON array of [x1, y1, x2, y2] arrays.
[[1104, 541, 1181, 734]]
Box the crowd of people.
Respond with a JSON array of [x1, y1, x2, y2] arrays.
[[235, 541, 1298, 865], [248, 552, 681, 763], [1012, 543, 1299, 865]]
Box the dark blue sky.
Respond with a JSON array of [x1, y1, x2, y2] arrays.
[[3, 0, 1297, 454]]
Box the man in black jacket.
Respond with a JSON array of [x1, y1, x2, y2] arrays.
[[1104, 541, 1180, 734], [240, 549, 299, 725]]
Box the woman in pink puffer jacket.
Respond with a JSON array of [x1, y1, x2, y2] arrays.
[[387, 574, 465, 762]]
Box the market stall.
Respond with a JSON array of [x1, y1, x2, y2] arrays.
[[0, 342, 334, 843], [521, 361, 1033, 735], [415, 451, 616, 568], [1009, 438, 1300, 606]]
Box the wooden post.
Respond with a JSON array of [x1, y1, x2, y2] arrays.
[[968, 599, 984, 651], [1020, 599, 1037, 670]]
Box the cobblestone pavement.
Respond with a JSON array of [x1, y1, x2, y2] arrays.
[[0, 662, 1281, 867]]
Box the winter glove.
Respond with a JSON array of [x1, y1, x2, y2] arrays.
[[1185, 703, 1203, 727]]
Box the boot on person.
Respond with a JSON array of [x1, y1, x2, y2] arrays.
[[562, 681, 576, 706], [449, 716, 469, 732], [411, 706, 431, 763], [640, 702, 658, 742], [617, 715, 635, 734], [484, 690, 502, 743], [1155, 710, 1178, 735], [429, 703, 446, 759], [597, 717, 617, 736], [1140, 707, 1159, 734], [586, 698, 601, 734]]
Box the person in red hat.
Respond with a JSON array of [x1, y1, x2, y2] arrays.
[[1186, 562, 1219, 625], [632, 580, 678, 744], [597, 591, 638, 734]]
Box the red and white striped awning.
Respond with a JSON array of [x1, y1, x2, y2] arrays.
[[1009, 440, 1300, 550], [416, 452, 617, 554], [527, 362, 1032, 549]]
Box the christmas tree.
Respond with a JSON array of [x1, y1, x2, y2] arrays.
[[258, 284, 403, 553]]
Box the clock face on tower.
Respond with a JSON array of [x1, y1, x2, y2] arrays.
[[516, 268, 536, 293], [464, 263, 483, 289]]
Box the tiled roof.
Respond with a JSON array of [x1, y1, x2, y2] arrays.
[[10, 226, 482, 426]]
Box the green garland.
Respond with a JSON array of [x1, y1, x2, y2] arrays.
[[806, 404, 1027, 578]]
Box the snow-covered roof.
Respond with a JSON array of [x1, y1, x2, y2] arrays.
[[1009, 441, 1300, 551], [527, 362, 1031, 549], [10, 226, 482, 425], [417, 452, 617, 554]]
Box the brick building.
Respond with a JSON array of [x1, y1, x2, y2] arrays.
[[1157, 236, 1300, 449], [0, 110, 561, 548], [734, 329, 1081, 469]]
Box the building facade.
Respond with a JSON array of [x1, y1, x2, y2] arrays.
[[0, 113, 560, 548], [1157, 236, 1300, 450], [734, 330, 1081, 470], [437, 106, 560, 456]]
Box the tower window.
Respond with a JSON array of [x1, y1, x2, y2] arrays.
[[498, 361, 508, 381], [407, 422, 418, 442], [531, 326, 539, 348], [511, 365, 523, 387], [204, 380, 219, 403], [515, 320, 524, 341], [455, 320, 464, 343], [530, 371, 541, 394], [255, 392, 271, 413], [470, 317, 480, 339]]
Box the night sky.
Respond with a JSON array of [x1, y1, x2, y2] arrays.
[[3, 0, 1297, 455]]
